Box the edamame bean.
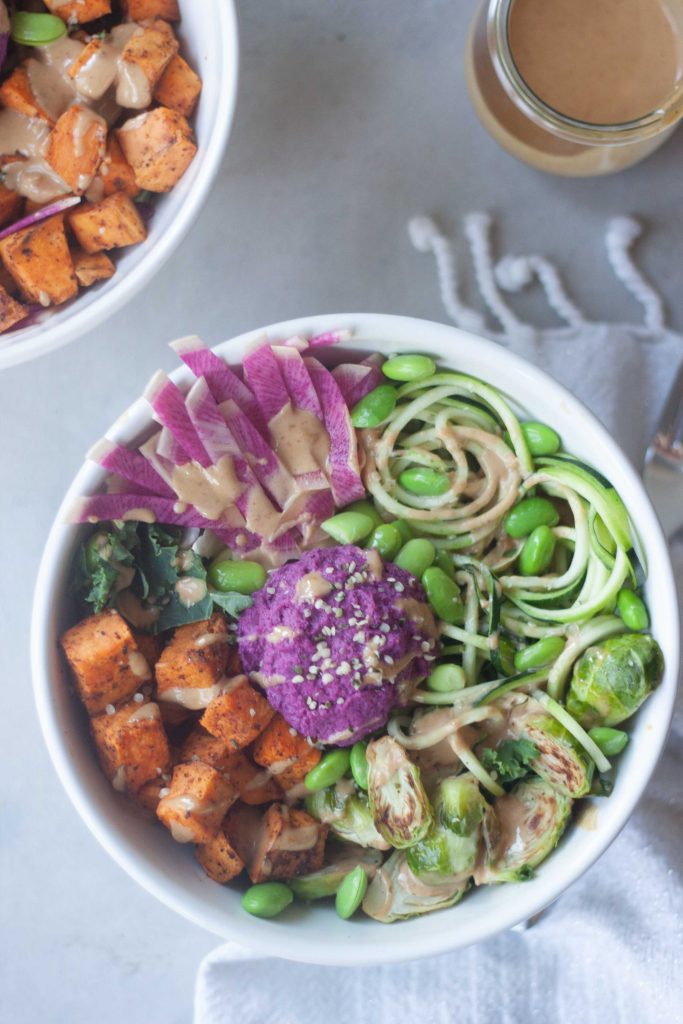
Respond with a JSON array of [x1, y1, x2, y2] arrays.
[[208, 559, 266, 594], [351, 385, 398, 428], [504, 497, 560, 538], [422, 567, 464, 625], [518, 525, 556, 576], [521, 422, 561, 456], [435, 550, 455, 580], [399, 467, 450, 497], [242, 882, 293, 918], [514, 635, 566, 671], [394, 519, 413, 544], [304, 749, 352, 792], [395, 538, 436, 578], [382, 354, 435, 382], [368, 523, 403, 561], [345, 500, 384, 531], [616, 589, 650, 631], [588, 727, 629, 757], [349, 741, 369, 790], [11, 11, 66, 45], [321, 511, 374, 545], [335, 864, 368, 919], [426, 663, 466, 692]]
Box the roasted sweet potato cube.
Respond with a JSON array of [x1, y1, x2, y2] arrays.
[[0, 284, 28, 333], [157, 762, 237, 844], [155, 613, 230, 704], [68, 39, 118, 100], [43, 0, 111, 23], [153, 54, 202, 117], [0, 183, 24, 228], [71, 247, 115, 287], [195, 830, 244, 884], [252, 715, 321, 790], [0, 263, 20, 297], [122, 0, 180, 20], [68, 191, 147, 253], [101, 136, 139, 198], [201, 676, 274, 751], [60, 609, 153, 715], [224, 750, 282, 805], [117, 26, 178, 108], [179, 726, 236, 772], [0, 214, 78, 306], [0, 65, 54, 123], [225, 803, 327, 883], [46, 106, 107, 194], [117, 106, 196, 192], [91, 699, 170, 794]]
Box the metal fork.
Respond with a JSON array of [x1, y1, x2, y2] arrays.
[[644, 361, 683, 539]]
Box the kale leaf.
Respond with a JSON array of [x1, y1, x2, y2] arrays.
[[72, 521, 254, 633]]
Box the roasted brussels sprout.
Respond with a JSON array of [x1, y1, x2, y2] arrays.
[[406, 775, 486, 882], [366, 736, 433, 849], [305, 781, 389, 850], [288, 843, 384, 900], [362, 850, 468, 922], [475, 778, 572, 884], [491, 696, 595, 797], [567, 633, 664, 728]]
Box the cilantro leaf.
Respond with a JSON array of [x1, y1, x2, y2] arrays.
[[481, 739, 539, 784]]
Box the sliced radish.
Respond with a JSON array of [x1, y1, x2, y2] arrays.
[[87, 438, 175, 497], [305, 356, 365, 505], [143, 370, 210, 467], [170, 335, 266, 434]]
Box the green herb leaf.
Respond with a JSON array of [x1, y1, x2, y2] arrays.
[[481, 739, 539, 784], [71, 521, 139, 613], [210, 591, 254, 617]]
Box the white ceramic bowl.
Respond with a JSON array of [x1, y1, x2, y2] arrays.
[[0, 1, 239, 372], [31, 313, 679, 965]]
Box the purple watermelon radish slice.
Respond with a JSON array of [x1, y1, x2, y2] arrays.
[[304, 356, 365, 505]]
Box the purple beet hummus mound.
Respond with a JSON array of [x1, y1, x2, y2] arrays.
[[237, 545, 440, 745]]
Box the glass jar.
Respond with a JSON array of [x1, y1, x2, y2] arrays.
[[464, 0, 683, 176]]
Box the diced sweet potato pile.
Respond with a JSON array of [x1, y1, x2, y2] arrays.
[[0, 0, 202, 334], [60, 610, 328, 886]]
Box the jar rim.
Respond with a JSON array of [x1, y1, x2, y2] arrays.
[[487, 0, 683, 145]]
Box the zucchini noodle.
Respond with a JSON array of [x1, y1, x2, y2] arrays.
[[360, 371, 645, 767]]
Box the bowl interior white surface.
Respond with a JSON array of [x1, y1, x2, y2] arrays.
[[0, 1, 239, 372], [32, 313, 679, 965]]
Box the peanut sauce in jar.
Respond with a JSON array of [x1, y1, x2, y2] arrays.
[[465, 0, 683, 176]]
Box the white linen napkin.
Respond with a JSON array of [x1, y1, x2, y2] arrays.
[[194, 215, 683, 1024]]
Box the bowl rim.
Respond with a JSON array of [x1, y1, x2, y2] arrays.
[[0, 0, 239, 373], [31, 312, 680, 964]]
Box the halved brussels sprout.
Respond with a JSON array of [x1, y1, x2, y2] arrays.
[[406, 775, 486, 883], [567, 633, 663, 728], [366, 737, 433, 849], [362, 850, 468, 922], [492, 696, 594, 797], [475, 777, 572, 884], [305, 781, 389, 850], [288, 842, 384, 900]]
